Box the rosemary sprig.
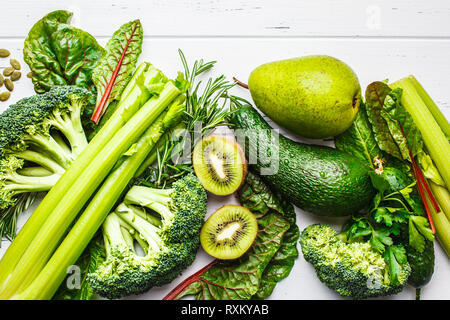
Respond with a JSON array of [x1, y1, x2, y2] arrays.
[[139, 50, 236, 188], [0, 192, 38, 243]]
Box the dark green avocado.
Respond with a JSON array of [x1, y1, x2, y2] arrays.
[[230, 104, 375, 217]]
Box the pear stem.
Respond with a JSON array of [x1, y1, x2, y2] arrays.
[[233, 77, 249, 89]]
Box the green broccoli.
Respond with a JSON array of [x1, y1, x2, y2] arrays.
[[0, 86, 94, 237], [88, 174, 207, 299], [300, 224, 411, 299]]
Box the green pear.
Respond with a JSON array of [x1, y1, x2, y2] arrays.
[[248, 55, 361, 138]]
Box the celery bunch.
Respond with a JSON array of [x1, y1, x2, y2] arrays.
[[391, 76, 450, 257], [0, 62, 184, 299]]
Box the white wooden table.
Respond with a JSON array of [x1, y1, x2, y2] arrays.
[[0, 0, 449, 300]]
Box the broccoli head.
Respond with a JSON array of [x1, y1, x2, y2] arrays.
[[0, 86, 94, 237], [300, 224, 410, 299], [88, 174, 207, 299]]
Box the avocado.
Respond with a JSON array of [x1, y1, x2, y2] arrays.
[[230, 104, 375, 217], [248, 55, 361, 139]]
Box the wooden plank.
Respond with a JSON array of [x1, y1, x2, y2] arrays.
[[2, 0, 450, 38], [1, 37, 449, 116]]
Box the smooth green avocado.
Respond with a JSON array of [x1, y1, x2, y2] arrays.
[[248, 55, 361, 139]]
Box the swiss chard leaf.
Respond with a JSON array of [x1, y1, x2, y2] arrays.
[[23, 10, 104, 93], [174, 212, 290, 300], [365, 81, 402, 159], [165, 172, 296, 300], [91, 20, 143, 121], [334, 102, 382, 169], [365, 81, 423, 162], [253, 193, 299, 299]]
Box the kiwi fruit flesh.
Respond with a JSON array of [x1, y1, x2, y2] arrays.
[[200, 205, 258, 260], [192, 135, 247, 196]]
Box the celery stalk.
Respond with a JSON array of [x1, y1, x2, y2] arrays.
[[390, 78, 450, 189], [11, 99, 184, 300], [407, 75, 450, 139], [0, 82, 181, 299], [0, 63, 165, 285], [426, 194, 450, 258], [430, 181, 450, 222]]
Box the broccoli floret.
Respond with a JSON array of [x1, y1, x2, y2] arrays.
[[88, 174, 207, 299], [300, 224, 410, 299], [0, 86, 94, 233]]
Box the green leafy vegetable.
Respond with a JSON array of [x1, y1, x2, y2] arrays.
[[165, 213, 289, 300], [91, 20, 143, 123], [240, 172, 300, 300], [23, 10, 104, 93], [335, 102, 382, 169], [344, 167, 434, 284], [383, 245, 408, 285], [164, 171, 298, 300], [365, 81, 402, 159], [365, 81, 422, 162], [409, 215, 435, 253]]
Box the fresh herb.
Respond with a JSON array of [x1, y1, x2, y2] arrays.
[[138, 50, 235, 188], [344, 167, 434, 284]]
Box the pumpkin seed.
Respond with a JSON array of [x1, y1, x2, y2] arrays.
[[3, 67, 14, 77], [10, 59, 21, 70], [4, 78, 14, 91], [0, 91, 10, 101], [27, 72, 33, 78], [0, 74, 3, 87], [0, 49, 10, 58], [10, 71, 21, 82]]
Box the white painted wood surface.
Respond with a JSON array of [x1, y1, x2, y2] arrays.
[[0, 0, 449, 300]]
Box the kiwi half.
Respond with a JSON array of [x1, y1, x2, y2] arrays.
[[192, 135, 247, 196], [200, 205, 258, 260]]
